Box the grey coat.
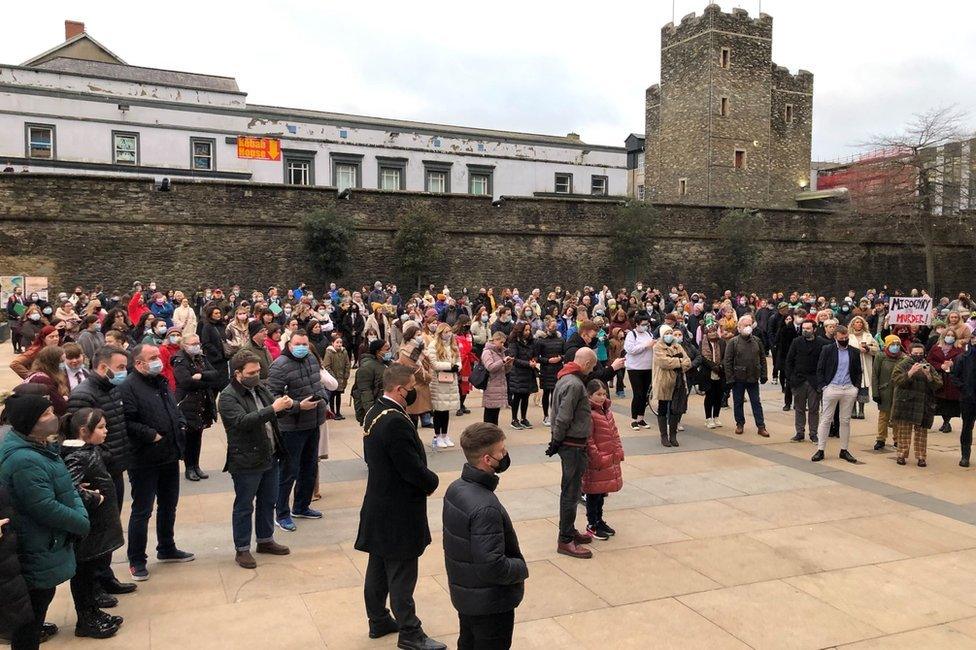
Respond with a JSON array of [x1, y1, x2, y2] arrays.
[[550, 369, 590, 442]]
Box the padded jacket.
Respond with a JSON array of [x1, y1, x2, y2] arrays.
[[59, 441, 123, 562], [119, 371, 186, 468], [0, 485, 32, 640], [67, 373, 130, 473]]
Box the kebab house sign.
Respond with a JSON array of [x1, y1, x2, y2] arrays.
[[236, 136, 281, 161], [888, 296, 933, 326]]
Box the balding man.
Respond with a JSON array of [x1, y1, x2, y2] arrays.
[[547, 347, 597, 559], [723, 315, 769, 437]]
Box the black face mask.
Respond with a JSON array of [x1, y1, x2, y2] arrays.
[[912, 353, 925, 362], [402, 387, 417, 406], [489, 452, 511, 474], [837, 338, 849, 348], [802, 331, 815, 340], [240, 374, 261, 388]]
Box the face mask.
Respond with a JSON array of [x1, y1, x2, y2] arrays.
[[241, 374, 261, 388], [43, 307, 53, 315], [29, 313, 41, 321], [837, 338, 849, 348], [912, 353, 925, 361], [401, 314, 409, 322], [402, 387, 417, 406], [489, 452, 511, 474], [500, 316, 511, 323], [414, 335, 424, 345], [168, 335, 181, 345], [187, 344, 202, 356], [802, 330, 815, 340], [888, 344, 901, 354], [741, 326, 753, 336], [155, 326, 167, 336], [382, 351, 393, 362], [291, 344, 310, 358], [441, 334, 452, 342], [481, 315, 489, 323], [637, 324, 648, 333], [59, 362, 67, 371], [946, 336, 956, 345], [107, 368, 127, 386], [663, 334, 675, 345], [147, 359, 164, 375]]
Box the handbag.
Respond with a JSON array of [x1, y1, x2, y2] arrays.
[[469, 362, 490, 390], [437, 371, 454, 383], [856, 386, 869, 404]]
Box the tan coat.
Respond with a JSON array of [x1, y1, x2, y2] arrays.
[[651, 339, 691, 402], [397, 342, 433, 415]]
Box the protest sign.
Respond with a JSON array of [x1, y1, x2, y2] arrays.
[[888, 296, 933, 326]]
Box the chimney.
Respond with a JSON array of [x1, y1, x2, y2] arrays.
[[65, 20, 85, 40]]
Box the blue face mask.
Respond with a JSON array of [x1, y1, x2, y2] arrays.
[[382, 351, 393, 362], [291, 344, 310, 358], [663, 334, 675, 345], [147, 359, 164, 376], [888, 344, 900, 354], [108, 369, 127, 386]]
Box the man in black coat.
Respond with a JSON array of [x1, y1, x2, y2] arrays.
[[785, 320, 829, 443], [119, 344, 193, 581], [775, 307, 803, 410], [443, 423, 527, 650], [354, 364, 444, 650], [812, 325, 862, 464], [67, 345, 136, 597]]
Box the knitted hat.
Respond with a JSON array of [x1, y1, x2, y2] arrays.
[[368, 339, 386, 355], [247, 320, 266, 338], [3, 392, 52, 435], [165, 326, 183, 338], [777, 301, 788, 309], [883, 335, 901, 347], [425, 308, 438, 319], [659, 325, 673, 336]]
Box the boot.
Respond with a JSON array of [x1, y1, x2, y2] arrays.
[[658, 415, 671, 447], [74, 609, 119, 639], [184, 467, 200, 481], [194, 466, 209, 479], [962, 446, 971, 468], [668, 418, 679, 447], [556, 540, 593, 559]]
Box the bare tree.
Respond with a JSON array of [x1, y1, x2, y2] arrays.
[[858, 106, 971, 295]]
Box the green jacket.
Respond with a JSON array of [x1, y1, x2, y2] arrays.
[[871, 352, 905, 412], [353, 354, 386, 424], [0, 431, 89, 589], [891, 357, 943, 427]]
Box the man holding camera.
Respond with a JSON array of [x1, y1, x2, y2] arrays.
[[267, 331, 328, 532], [811, 325, 861, 463]]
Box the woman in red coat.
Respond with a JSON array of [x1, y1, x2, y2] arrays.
[[581, 379, 624, 541], [928, 331, 965, 432], [453, 315, 479, 417]]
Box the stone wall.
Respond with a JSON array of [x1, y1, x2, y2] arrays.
[[1, 173, 975, 297]]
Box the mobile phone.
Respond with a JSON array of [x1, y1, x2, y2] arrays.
[[307, 395, 323, 402]]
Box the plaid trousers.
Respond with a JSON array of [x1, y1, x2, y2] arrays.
[[892, 420, 927, 461]]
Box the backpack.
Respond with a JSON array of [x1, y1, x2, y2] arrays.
[[469, 361, 490, 391]]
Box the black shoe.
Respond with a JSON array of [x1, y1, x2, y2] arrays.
[[94, 591, 118, 609], [897, 457, 906, 465], [661, 434, 671, 448], [782, 404, 791, 411], [510, 420, 524, 430], [873, 440, 885, 451], [368, 616, 399, 639], [961, 458, 970, 468], [810, 435, 819, 444], [184, 467, 200, 481], [940, 422, 952, 433], [101, 576, 137, 595], [669, 434, 679, 447], [829, 431, 840, 438], [839, 449, 858, 464], [39, 622, 58, 643], [462, 407, 471, 414], [397, 633, 448, 650], [194, 466, 209, 479], [455, 409, 464, 417], [811, 450, 824, 462], [631, 421, 641, 430], [918, 459, 927, 467], [596, 520, 616, 536], [520, 418, 533, 429], [74, 610, 119, 639], [94, 609, 124, 627], [790, 434, 804, 442]]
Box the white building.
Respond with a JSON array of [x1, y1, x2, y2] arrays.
[[0, 22, 627, 199]]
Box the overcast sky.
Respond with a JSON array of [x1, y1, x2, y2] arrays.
[[3, 0, 974, 160]]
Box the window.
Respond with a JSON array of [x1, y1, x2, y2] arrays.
[[678, 178, 688, 196], [190, 138, 215, 171], [591, 175, 608, 196], [112, 131, 138, 165], [720, 96, 729, 117], [424, 161, 452, 193], [467, 164, 494, 195], [376, 157, 407, 191], [283, 151, 315, 186], [25, 124, 54, 159], [330, 152, 363, 191], [784, 103, 794, 124], [555, 173, 573, 194], [339, 129, 348, 139], [432, 137, 442, 148], [720, 47, 731, 69], [477, 143, 485, 152], [637, 185, 645, 201], [734, 149, 747, 170]]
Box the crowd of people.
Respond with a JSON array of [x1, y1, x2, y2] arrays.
[[1, 278, 975, 649]]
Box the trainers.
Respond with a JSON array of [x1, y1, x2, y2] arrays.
[[810, 434, 819, 444], [677, 424, 685, 431], [638, 419, 651, 429], [442, 435, 456, 447], [918, 459, 927, 467], [292, 507, 322, 519], [157, 549, 195, 563], [586, 524, 609, 541], [873, 440, 885, 451], [520, 419, 533, 429], [276, 516, 297, 532], [510, 420, 524, 430], [714, 418, 723, 428], [790, 433, 804, 442], [705, 418, 715, 429], [129, 564, 149, 582], [543, 417, 551, 426], [631, 421, 641, 431], [596, 520, 616, 536], [616, 391, 625, 398], [556, 541, 593, 559]]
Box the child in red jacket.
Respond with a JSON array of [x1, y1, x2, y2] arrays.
[[582, 379, 625, 540]]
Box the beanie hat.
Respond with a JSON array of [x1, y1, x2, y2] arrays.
[[165, 326, 183, 338], [883, 335, 901, 347], [3, 392, 52, 435], [247, 320, 265, 338], [368, 339, 386, 355], [425, 308, 438, 319], [659, 325, 673, 337], [777, 301, 788, 309]]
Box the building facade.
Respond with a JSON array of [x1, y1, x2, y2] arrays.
[[644, 4, 813, 208], [0, 22, 627, 199], [625, 133, 645, 200]]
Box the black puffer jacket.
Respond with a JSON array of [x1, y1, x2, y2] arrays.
[[442, 464, 527, 616], [119, 371, 186, 468], [172, 351, 222, 431], [59, 441, 124, 562], [267, 350, 327, 432], [506, 337, 538, 395], [534, 333, 564, 391], [200, 317, 229, 387], [0, 485, 31, 641], [67, 374, 131, 474]]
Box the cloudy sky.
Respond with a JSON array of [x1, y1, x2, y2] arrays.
[[3, 0, 974, 160]]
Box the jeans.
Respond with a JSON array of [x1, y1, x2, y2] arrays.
[[277, 427, 318, 518], [364, 554, 422, 636], [628, 369, 652, 420], [458, 610, 515, 650], [10, 587, 56, 650], [232, 460, 279, 550], [557, 445, 588, 543], [817, 384, 857, 451], [792, 382, 821, 436], [585, 492, 606, 527], [731, 381, 765, 428], [127, 461, 180, 565]]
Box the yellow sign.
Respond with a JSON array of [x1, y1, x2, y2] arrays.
[[236, 136, 281, 161]]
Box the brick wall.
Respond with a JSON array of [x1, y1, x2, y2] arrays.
[[1, 174, 974, 296]]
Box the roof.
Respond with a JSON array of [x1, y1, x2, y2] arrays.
[[22, 32, 126, 67], [796, 188, 849, 201], [30, 57, 242, 94]]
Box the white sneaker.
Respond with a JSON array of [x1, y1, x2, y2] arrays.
[[706, 418, 715, 429], [433, 436, 447, 449], [714, 418, 723, 428], [677, 424, 685, 431], [443, 435, 456, 448], [543, 417, 551, 426]]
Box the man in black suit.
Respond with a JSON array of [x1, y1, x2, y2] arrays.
[[355, 364, 445, 650]]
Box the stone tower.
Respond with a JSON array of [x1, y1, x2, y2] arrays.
[[644, 4, 813, 208]]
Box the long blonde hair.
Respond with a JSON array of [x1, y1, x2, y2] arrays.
[[433, 323, 459, 361]]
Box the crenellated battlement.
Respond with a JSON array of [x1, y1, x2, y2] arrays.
[[772, 64, 814, 93], [662, 3, 772, 48]]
